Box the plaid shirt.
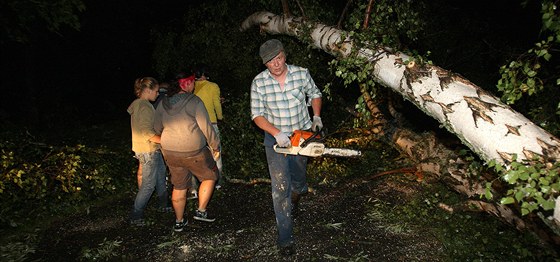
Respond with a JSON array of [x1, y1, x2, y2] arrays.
[[251, 64, 322, 134]]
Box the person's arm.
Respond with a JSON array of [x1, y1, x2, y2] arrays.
[[305, 69, 323, 131], [303, 68, 322, 117], [213, 84, 223, 121], [250, 79, 275, 134], [139, 105, 159, 143], [153, 104, 163, 135], [251, 79, 292, 147], [253, 116, 281, 136], [195, 99, 220, 151], [254, 116, 291, 147], [151, 103, 163, 144], [250, 77, 284, 136], [311, 97, 322, 117]]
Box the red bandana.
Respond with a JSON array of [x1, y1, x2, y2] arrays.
[[178, 74, 195, 88]]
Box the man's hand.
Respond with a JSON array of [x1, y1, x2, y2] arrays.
[[274, 132, 291, 147], [312, 116, 323, 131]]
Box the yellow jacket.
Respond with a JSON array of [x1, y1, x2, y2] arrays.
[[194, 79, 223, 123]]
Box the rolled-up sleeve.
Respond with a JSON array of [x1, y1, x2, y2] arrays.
[[250, 79, 265, 120], [303, 69, 321, 103]]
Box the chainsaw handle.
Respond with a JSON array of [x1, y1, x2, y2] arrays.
[[300, 128, 324, 148]]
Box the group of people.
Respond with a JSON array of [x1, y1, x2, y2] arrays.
[[127, 39, 323, 256], [128, 66, 223, 232]]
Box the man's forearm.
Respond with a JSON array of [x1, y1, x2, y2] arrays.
[[311, 97, 322, 117], [253, 116, 280, 136]]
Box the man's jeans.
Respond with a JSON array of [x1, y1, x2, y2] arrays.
[[131, 150, 168, 220], [265, 146, 308, 247]]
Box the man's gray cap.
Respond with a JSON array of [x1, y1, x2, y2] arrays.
[[259, 39, 284, 64]]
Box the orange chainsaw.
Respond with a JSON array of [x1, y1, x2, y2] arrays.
[[273, 130, 361, 157]]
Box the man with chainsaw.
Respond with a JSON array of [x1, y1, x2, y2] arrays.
[[250, 39, 323, 256]]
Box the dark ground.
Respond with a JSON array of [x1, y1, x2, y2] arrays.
[[2, 120, 555, 262], [26, 172, 558, 261]]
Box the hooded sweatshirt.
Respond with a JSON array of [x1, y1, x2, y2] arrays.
[[154, 92, 219, 155], [127, 98, 159, 153]]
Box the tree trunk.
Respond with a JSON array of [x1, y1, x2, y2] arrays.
[[388, 127, 560, 246], [240, 11, 560, 167], [241, 11, 560, 246]]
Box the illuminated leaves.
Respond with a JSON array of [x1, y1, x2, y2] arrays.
[[496, 0, 560, 129], [0, 130, 135, 227], [486, 156, 560, 215]]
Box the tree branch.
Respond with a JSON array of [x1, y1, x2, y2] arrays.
[[362, 0, 375, 29], [281, 0, 291, 17], [337, 0, 353, 29]]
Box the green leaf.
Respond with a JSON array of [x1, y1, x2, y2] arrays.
[[539, 177, 550, 186], [500, 197, 515, 205], [507, 171, 521, 183], [484, 187, 493, 200], [541, 199, 556, 210], [515, 190, 525, 202]]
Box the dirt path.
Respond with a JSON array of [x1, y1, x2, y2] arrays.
[[29, 175, 556, 261]]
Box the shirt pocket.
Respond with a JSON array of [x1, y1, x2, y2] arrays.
[[287, 88, 305, 105]]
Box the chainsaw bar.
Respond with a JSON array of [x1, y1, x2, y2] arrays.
[[322, 147, 362, 157], [274, 142, 361, 158]]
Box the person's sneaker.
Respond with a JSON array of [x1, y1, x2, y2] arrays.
[[130, 219, 145, 226], [193, 209, 215, 222], [173, 219, 187, 232]]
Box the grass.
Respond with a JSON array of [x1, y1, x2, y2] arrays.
[[363, 176, 557, 261]]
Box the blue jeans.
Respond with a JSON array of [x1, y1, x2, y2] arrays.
[[130, 150, 168, 220], [265, 145, 308, 247]]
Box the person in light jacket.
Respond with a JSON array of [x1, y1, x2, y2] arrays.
[[128, 77, 170, 226], [154, 72, 220, 232]]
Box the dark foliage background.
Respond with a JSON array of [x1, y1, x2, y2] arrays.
[[0, 0, 543, 124], [0, 0, 549, 232], [0, 0, 548, 206], [0, 0, 546, 130], [1, 0, 558, 260]]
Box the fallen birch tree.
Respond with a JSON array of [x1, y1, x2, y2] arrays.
[[240, 11, 560, 246]]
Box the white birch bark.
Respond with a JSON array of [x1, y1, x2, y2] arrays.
[[241, 11, 560, 166]]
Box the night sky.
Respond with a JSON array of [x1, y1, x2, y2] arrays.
[[0, 0, 196, 126], [0, 0, 542, 128]]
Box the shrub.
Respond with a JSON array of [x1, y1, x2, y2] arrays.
[[0, 129, 134, 228]]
